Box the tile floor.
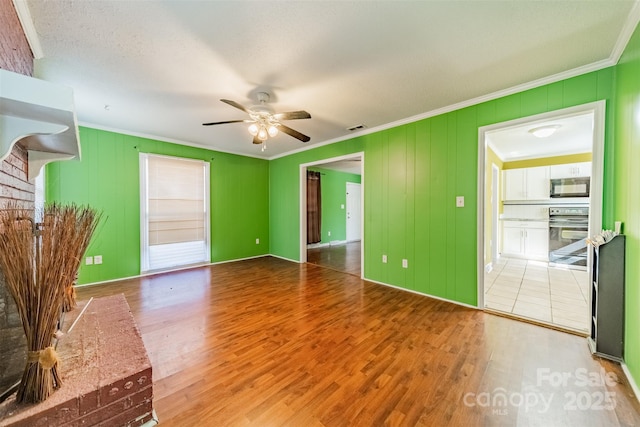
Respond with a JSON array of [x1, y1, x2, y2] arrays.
[[484, 257, 590, 333]]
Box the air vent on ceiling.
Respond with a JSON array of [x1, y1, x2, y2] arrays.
[[346, 124, 367, 132]]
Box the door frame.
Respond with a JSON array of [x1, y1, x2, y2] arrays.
[[491, 163, 500, 264], [476, 100, 606, 310], [299, 152, 365, 277]]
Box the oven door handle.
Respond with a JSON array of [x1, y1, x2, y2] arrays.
[[560, 230, 588, 239], [549, 223, 588, 228]]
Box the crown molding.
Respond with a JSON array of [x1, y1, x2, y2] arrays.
[[77, 121, 268, 161]]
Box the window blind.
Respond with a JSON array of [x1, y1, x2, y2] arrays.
[[141, 154, 210, 272]]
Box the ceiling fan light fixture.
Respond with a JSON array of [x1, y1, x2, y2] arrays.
[[257, 127, 268, 141], [529, 124, 561, 138], [204, 96, 311, 150]]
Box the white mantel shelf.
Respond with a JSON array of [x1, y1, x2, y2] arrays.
[[0, 69, 80, 180]]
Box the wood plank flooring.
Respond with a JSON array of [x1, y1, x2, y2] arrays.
[[75, 257, 640, 426], [307, 241, 361, 276]]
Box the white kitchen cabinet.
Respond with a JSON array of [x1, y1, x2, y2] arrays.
[[549, 162, 592, 179], [502, 225, 525, 255], [503, 166, 549, 201], [503, 169, 526, 200], [501, 221, 549, 261], [523, 227, 549, 259]]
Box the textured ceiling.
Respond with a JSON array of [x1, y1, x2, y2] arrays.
[[25, 0, 639, 159]]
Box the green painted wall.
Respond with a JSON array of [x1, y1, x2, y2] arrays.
[[308, 167, 361, 244], [613, 21, 640, 393], [47, 127, 269, 284], [270, 68, 615, 307]]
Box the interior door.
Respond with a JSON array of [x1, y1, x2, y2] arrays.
[[346, 182, 361, 242]]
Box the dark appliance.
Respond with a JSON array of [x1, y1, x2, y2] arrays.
[[550, 177, 590, 198], [548, 206, 589, 268]]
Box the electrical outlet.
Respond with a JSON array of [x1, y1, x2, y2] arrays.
[[456, 196, 464, 207], [328, 231, 331, 237], [402, 259, 408, 268], [341, 204, 344, 209], [85, 256, 93, 265], [382, 254, 387, 263], [94, 255, 102, 265], [256, 238, 260, 244]]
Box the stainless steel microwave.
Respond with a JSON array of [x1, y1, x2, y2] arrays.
[[550, 177, 590, 198]]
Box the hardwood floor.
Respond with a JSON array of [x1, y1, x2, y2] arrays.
[[307, 241, 361, 276], [75, 257, 640, 426]]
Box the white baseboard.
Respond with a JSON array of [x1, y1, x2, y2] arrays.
[[77, 254, 271, 287], [622, 362, 640, 404], [363, 277, 479, 310], [268, 253, 302, 264], [306, 242, 330, 249]]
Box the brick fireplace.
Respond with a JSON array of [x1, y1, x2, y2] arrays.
[[0, 294, 156, 426], [1, 3, 155, 425], [0, 0, 37, 402]]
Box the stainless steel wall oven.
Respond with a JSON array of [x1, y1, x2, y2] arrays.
[[548, 206, 589, 268]]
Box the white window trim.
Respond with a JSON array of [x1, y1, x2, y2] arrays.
[[139, 153, 210, 273]]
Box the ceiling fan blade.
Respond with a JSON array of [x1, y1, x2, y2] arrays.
[[202, 119, 249, 126], [274, 110, 311, 120], [221, 99, 250, 113], [253, 135, 262, 145], [278, 124, 310, 142]]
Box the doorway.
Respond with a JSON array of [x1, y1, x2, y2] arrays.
[[477, 101, 605, 334], [300, 153, 364, 277]]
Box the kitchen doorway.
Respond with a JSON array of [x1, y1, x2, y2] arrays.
[[477, 101, 605, 334], [299, 153, 364, 277]]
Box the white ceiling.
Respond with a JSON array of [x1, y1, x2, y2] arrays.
[[23, 0, 639, 160], [487, 112, 594, 161], [317, 158, 362, 175]]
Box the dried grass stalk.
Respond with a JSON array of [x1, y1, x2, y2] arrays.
[[0, 203, 100, 403]]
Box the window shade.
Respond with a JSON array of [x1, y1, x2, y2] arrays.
[[141, 154, 210, 272]]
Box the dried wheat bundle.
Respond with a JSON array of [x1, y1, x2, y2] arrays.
[[0, 203, 100, 403], [54, 206, 101, 312]]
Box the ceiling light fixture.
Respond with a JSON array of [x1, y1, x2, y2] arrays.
[[529, 124, 561, 138], [203, 92, 311, 151], [245, 93, 281, 148]]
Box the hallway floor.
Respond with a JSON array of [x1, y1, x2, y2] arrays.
[[306, 241, 361, 276], [484, 257, 590, 333]]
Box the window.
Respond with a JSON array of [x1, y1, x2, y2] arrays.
[[140, 154, 210, 272]]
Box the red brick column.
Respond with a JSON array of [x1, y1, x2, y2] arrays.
[[0, 0, 34, 76], [0, 0, 36, 398], [0, 0, 35, 209]]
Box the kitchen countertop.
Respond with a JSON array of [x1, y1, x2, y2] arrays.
[[500, 218, 549, 222]]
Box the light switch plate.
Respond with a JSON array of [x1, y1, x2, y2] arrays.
[[382, 255, 387, 263], [85, 256, 93, 265], [402, 259, 408, 268], [456, 196, 465, 207]]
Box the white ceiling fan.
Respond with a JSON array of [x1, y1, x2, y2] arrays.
[[203, 92, 311, 150]]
